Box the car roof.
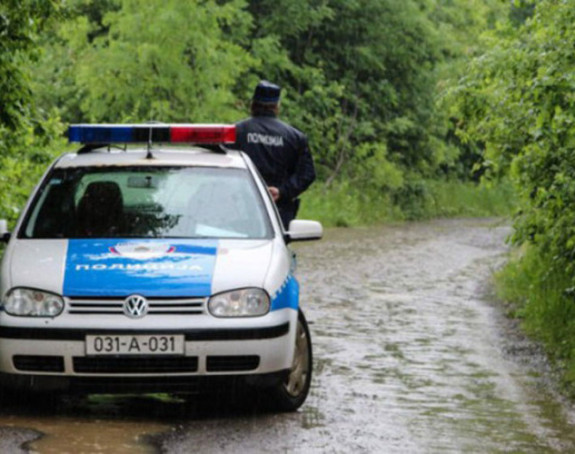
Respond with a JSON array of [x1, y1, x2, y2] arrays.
[[55, 145, 248, 169]]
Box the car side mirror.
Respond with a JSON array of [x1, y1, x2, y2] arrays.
[[285, 220, 323, 243], [0, 219, 11, 243]]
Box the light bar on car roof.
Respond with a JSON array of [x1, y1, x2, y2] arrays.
[[68, 124, 236, 144]]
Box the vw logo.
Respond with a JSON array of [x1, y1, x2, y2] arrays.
[[123, 294, 148, 319]]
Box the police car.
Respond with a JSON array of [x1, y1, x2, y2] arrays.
[[0, 124, 322, 411]]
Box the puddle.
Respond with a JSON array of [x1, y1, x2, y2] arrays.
[[0, 395, 172, 453], [26, 418, 164, 453]]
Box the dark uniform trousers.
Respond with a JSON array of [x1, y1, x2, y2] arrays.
[[234, 112, 316, 229]]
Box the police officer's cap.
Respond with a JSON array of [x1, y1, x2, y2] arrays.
[[253, 80, 281, 104]]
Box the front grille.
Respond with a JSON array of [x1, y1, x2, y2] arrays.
[[206, 355, 260, 372], [67, 297, 205, 315], [73, 356, 198, 374], [13, 355, 65, 372]]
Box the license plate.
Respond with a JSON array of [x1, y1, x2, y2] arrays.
[[86, 334, 185, 355]]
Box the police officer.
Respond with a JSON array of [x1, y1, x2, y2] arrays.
[[235, 81, 316, 229]]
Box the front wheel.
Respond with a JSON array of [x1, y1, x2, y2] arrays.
[[270, 309, 312, 411]]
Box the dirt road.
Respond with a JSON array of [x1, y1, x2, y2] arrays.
[[1, 219, 574, 453]]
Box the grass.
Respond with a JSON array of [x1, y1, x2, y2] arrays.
[[298, 182, 400, 227], [424, 179, 516, 218], [298, 178, 516, 227], [495, 246, 575, 395]]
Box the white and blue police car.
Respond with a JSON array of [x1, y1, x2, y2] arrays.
[[0, 124, 322, 411]]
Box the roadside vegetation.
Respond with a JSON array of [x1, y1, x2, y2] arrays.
[[1, 0, 516, 229], [299, 179, 514, 227], [449, 0, 575, 395]]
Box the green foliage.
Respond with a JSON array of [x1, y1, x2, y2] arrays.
[[0, 118, 67, 226], [451, 0, 575, 277], [299, 181, 400, 227], [301, 178, 515, 227], [249, 0, 443, 179], [425, 178, 516, 218], [0, 0, 61, 130], [453, 0, 575, 392], [52, 0, 254, 122], [390, 178, 515, 221], [495, 247, 575, 392], [0, 0, 65, 226], [3, 0, 513, 232], [30, 0, 506, 187]]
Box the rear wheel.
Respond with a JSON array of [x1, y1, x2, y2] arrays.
[[270, 309, 312, 411]]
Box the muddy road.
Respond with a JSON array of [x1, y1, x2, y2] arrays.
[[1, 218, 575, 453]]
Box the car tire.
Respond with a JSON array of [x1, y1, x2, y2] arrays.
[[269, 309, 312, 412]]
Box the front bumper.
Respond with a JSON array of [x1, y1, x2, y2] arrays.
[[0, 321, 293, 393], [0, 370, 290, 393]]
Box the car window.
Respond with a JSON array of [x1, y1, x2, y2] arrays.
[[21, 166, 272, 239]]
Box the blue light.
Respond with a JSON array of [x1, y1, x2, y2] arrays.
[[68, 125, 134, 143]]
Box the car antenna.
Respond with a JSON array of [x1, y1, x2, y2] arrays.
[[146, 126, 154, 159], [146, 120, 159, 160]]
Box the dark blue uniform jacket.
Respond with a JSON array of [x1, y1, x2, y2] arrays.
[[235, 112, 316, 227]]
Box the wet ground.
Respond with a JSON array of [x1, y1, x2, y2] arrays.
[[1, 218, 575, 453]]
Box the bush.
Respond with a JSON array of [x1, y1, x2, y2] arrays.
[[299, 178, 515, 227], [496, 246, 575, 394], [0, 116, 67, 226]]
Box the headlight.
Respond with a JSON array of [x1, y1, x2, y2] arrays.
[[3, 288, 64, 317], [208, 288, 270, 317]]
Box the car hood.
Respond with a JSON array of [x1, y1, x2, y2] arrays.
[[7, 238, 275, 298]]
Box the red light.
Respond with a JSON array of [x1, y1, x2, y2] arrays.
[[170, 125, 236, 144]]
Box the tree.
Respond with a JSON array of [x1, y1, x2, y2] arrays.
[[247, 0, 444, 184], [0, 0, 65, 223], [449, 0, 575, 371], [60, 0, 254, 123], [0, 0, 61, 131]]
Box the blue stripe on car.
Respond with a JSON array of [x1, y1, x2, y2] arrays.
[[63, 239, 218, 297], [270, 275, 299, 311]]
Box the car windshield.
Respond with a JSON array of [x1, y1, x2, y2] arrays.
[[21, 166, 272, 239]]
